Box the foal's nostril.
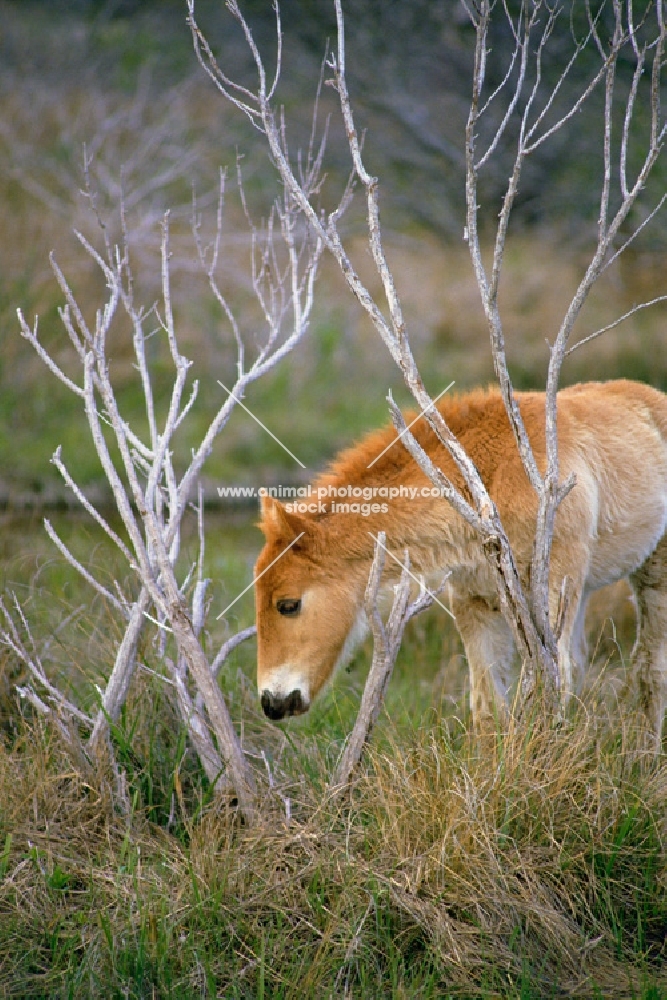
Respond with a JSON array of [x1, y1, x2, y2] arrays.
[[261, 690, 285, 720], [261, 689, 307, 720], [284, 689, 305, 715]]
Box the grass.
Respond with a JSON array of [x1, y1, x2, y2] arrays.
[[0, 518, 666, 998], [1, 671, 666, 997]]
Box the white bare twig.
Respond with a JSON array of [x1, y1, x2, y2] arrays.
[[332, 534, 443, 791], [43, 520, 128, 616], [50, 447, 135, 565], [211, 624, 257, 680], [567, 295, 667, 356], [18, 66, 333, 818], [17, 311, 84, 399], [0, 594, 93, 729]]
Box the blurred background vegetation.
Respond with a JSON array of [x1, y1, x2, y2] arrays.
[[0, 0, 665, 507]]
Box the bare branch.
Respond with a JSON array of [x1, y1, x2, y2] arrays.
[[567, 296, 667, 356], [50, 447, 135, 564], [88, 589, 152, 752], [332, 535, 444, 791], [17, 311, 84, 399], [43, 519, 128, 616], [211, 625, 257, 681], [186, 1, 263, 128], [0, 595, 93, 729]]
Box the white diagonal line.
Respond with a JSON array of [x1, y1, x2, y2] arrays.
[[143, 611, 173, 633], [368, 532, 455, 620], [217, 532, 306, 620], [219, 381, 306, 469], [366, 381, 455, 468]]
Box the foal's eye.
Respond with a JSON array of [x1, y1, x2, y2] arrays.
[[276, 598, 301, 617]]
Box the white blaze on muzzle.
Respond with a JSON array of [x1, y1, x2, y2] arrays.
[[259, 664, 311, 720]]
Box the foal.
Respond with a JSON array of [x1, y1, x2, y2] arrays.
[[254, 380, 667, 739]]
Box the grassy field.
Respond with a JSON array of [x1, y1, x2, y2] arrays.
[[0, 514, 665, 998], [2, 2, 667, 997]]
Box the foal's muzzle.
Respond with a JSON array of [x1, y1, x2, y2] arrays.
[[261, 688, 307, 720]]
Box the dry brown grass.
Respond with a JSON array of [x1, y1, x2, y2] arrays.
[[358, 715, 665, 994], [0, 682, 666, 997]]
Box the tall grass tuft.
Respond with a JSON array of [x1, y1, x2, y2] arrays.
[[1, 676, 666, 997]]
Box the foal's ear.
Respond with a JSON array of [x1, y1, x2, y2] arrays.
[[259, 495, 312, 545]]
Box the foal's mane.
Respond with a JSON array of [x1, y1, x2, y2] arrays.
[[310, 386, 513, 509]]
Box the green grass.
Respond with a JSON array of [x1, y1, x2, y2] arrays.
[[1, 689, 667, 997], [0, 518, 666, 998]]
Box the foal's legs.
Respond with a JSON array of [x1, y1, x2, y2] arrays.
[[629, 533, 667, 748], [548, 536, 591, 704]]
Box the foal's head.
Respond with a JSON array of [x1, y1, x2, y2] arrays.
[[254, 496, 367, 720]]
